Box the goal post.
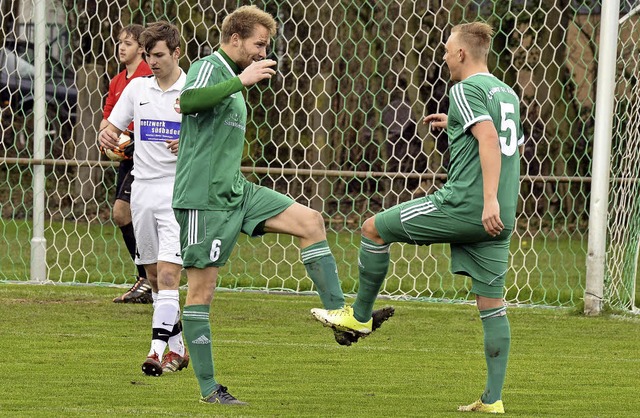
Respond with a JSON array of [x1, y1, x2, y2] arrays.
[[589, 0, 640, 314], [29, 0, 47, 282]]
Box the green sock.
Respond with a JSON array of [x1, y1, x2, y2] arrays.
[[479, 307, 511, 404], [183, 305, 217, 398], [301, 240, 345, 309], [352, 237, 390, 323]]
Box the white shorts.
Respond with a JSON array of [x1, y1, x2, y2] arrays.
[[130, 177, 182, 266]]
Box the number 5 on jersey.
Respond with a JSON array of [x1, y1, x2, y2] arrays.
[[499, 102, 518, 157]]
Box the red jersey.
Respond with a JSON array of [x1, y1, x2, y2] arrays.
[[102, 60, 152, 131]]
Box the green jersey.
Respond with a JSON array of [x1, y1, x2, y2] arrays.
[[173, 49, 248, 210], [431, 73, 524, 229]]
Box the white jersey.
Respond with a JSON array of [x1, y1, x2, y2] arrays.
[[108, 71, 186, 181]]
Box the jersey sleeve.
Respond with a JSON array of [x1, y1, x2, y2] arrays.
[[180, 59, 243, 114], [107, 79, 136, 131], [102, 75, 118, 119], [449, 82, 492, 132]]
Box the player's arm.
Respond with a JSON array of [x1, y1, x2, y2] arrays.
[[180, 59, 276, 114], [423, 113, 448, 130], [99, 118, 110, 131], [472, 120, 504, 237], [98, 121, 123, 150], [180, 77, 244, 114], [99, 79, 118, 133], [102, 77, 118, 122], [100, 81, 135, 150]]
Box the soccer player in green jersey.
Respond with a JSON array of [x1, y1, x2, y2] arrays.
[[312, 22, 524, 414], [172, 5, 392, 405]]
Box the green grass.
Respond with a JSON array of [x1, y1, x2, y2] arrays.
[[1, 218, 595, 307], [1, 284, 639, 417]]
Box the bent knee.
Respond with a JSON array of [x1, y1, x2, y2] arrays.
[[297, 208, 327, 241], [308, 209, 325, 229], [361, 217, 383, 243]]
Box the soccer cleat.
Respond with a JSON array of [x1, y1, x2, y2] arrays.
[[113, 276, 152, 304], [141, 353, 163, 377], [200, 384, 248, 405], [311, 305, 372, 334], [458, 399, 505, 414], [161, 351, 190, 373], [333, 306, 395, 346]]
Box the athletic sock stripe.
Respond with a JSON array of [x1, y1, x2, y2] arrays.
[[480, 306, 507, 320], [183, 312, 209, 320], [301, 247, 332, 262], [361, 241, 390, 253]]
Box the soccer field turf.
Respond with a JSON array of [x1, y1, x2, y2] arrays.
[[1, 283, 639, 417]]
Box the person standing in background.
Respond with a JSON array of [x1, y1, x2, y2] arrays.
[[100, 24, 153, 304]]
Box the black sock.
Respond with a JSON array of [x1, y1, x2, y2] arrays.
[[119, 222, 146, 278]]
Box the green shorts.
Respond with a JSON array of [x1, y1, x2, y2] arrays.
[[375, 196, 511, 298], [174, 182, 294, 268]]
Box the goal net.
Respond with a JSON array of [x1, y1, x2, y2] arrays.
[[0, 1, 621, 309], [605, 3, 640, 311]]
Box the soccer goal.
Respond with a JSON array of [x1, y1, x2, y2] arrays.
[[586, 0, 640, 314], [2, 1, 635, 313]]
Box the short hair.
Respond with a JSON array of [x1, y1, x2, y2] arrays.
[[140, 21, 180, 53], [451, 22, 494, 60], [119, 24, 145, 45], [221, 5, 277, 44]]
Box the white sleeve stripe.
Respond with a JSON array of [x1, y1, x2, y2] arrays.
[[518, 134, 525, 145], [451, 84, 474, 124], [462, 115, 492, 131], [192, 61, 214, 89]]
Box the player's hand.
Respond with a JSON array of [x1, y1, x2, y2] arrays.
[[98, 128, 120, 150], [482, 199, 504, 237], [165, 139, 179, 155], [423, 113, 448, 130], [238, 59, 277, 86]]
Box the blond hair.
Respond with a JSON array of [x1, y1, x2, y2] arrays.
[[221, 5, 277, 43], [451, 22, 494, 60]]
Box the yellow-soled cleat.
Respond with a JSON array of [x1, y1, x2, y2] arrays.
[[458, 399, 504, 414], [311, 305, 373, 334]]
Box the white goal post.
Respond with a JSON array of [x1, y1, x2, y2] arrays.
[[587, 0, 640, 314]]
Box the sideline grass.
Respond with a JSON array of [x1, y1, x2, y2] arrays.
[[1, 284, 639, 417], [1, 219, 597, 308]]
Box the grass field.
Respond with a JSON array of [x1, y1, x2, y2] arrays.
[[1, 218, 599, 308], [2, 283, 639, 417]]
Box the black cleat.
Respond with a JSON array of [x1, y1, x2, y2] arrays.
[[113, 276, 152, 304], [200, 384, 248, 405], [333, 306, 395, 346]]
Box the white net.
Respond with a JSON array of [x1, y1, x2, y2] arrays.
[[0, 1, 612, 308]]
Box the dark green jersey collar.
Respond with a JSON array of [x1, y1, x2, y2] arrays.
[[217, 49, 240, 75]]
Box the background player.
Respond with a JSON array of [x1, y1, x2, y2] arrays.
[[312, 21, 524, 414], [99, 21, 188, 376], [100, 24, 153, 304]]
